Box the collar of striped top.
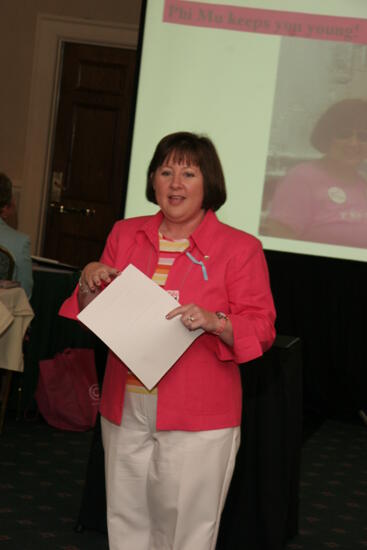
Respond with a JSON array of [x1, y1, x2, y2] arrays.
[[136, 209, 218, 258]]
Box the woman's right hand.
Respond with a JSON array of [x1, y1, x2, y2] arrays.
[[77, 262, 119, 311], [79, 261, 119, 292]]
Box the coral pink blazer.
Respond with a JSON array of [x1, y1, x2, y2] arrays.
[[59, 210, 276, 430]]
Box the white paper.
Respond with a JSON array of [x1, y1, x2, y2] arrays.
[[77, 264, 203, 390]]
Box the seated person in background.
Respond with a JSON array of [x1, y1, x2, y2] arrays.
[[0, 173, 33, 298]]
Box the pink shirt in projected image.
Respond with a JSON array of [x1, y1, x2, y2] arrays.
[[268, 162, 367, 248]]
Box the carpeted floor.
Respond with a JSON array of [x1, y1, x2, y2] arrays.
[[0, 413, 108, 550], [285, 417, 367, 550], [0, 413, 366, 550]]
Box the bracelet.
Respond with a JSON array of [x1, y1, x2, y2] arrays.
[[212, 311, 229, 335], [78, 277, 91, 295]]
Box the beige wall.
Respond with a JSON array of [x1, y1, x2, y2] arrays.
[[0, 0, 142, 250]]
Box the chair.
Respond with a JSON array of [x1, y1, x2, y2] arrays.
[[0, 245, 15, 433], [0, 244, 15, 280]]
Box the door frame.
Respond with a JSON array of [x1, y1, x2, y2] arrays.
[[20, 14, 138, 254]]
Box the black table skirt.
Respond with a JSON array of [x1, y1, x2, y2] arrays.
[[20, 269, 97, 412], [217, 335, 302, 549]]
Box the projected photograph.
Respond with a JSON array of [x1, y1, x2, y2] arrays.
[[259, 38, 367, 249]]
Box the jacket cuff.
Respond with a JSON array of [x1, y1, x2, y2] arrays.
[[58, 285, 80, 320]]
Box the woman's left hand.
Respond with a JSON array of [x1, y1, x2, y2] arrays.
[[166, 303, 234, 346], [166, 304, 218, 333]]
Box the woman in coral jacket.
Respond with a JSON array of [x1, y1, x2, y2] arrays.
[[60, 131, 276, 550]]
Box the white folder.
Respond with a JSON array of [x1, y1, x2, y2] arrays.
[[77, 264, 203, 390]]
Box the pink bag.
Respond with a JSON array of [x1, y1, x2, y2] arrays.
[[35, 348, 100, 431]]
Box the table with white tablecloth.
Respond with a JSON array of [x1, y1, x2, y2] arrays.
[[0, 287, 34, 372]]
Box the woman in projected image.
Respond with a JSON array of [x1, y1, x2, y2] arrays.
[[265, 98, 367, 248], [59, 132, 276, 550]]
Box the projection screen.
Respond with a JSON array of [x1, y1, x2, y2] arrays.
[[125, 0, 367, 263]]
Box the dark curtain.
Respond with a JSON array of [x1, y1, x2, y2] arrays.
[[265, 250, 367, 418]]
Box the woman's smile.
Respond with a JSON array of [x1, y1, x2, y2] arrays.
[[168, 193, 186, 204]]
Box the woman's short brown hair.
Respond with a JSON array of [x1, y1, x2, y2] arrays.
[[310, 98, 367, 153], [146, 132, 227, 211]]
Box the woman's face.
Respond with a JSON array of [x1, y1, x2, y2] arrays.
[[327, 128, 367, 167], [152, 155, 205, 227]]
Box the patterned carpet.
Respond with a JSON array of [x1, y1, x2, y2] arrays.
[[285, 417, 367, 550], [0, 413, 366, 550], [0, 414, 108, 550]]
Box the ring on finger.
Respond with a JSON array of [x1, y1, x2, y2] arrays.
[[188, 315, 195, 322]]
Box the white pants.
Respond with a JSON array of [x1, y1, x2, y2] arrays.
[[101, 391, 240, 550]]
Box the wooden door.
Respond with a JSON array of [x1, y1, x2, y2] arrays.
[[43, 42, 136, 268]]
